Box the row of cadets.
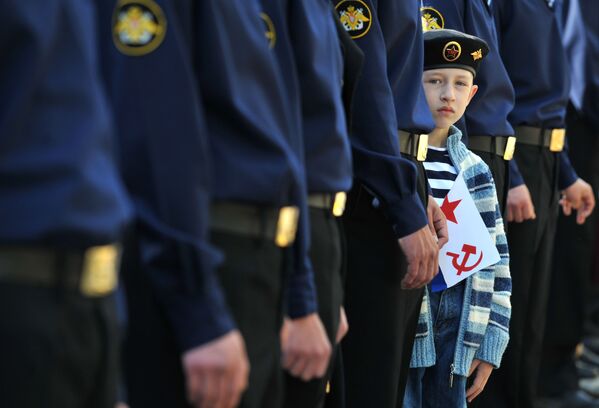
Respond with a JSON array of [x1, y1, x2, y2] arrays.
[[330, 0, 446, 406], [474, 0, 596, 407], [538, 0, 599, 406]]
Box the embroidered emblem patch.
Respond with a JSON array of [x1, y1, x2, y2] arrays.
[[420, 7, 444, 32], [260, 12, 276, 49], [335, 0, 372, 40], [471, 48, 483, 61], [113, 0, 167, 56], [443, 41, 462, 62]]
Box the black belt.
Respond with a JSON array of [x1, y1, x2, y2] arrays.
[[515, 126, 566, 152], [398, 130, 428, 161], [468, 135, 516, 161], [211, 202, 299, 248], [0, 245, 119, 297], [308, 192, 347, 217]]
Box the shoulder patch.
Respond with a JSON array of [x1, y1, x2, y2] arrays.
[[259, 12, 276, 49], [335, 0, 372, 40], [113, 0, 167, 57], [420, 6, 444, 32]]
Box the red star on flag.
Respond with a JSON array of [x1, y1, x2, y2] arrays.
[[441, 196, 461, 224]]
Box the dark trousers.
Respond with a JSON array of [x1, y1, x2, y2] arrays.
[[122, 229, 285, 408], [538, 106, 599, 397], [470, 149, 509, 213], [121, 233, 190, 408], [284, 207, 344, 408], [324, 349, 346, 408], [341, 182, 425, 408], [0, 283, 118, 408], [473, 144, 560, 408], [213, 231, 285, 408]]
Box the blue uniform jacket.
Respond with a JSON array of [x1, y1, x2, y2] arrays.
[[196, 0, 316, 318], [97, 0, 235, 350], [332, 0, 428, 237], [0, 0, 131, 248], [378, 0, 435, 134], [493, 0, 578, 189]]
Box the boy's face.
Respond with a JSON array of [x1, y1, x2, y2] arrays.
[[422, 68, 478, 130]]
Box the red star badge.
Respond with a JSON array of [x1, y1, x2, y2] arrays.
[[440, 196, 461, 224], [446, 46, 459, 58]]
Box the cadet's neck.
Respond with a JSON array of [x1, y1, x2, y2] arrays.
[[429, 127, 449, 148]]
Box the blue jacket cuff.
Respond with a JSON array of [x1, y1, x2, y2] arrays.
[[162, 285, 237, 352], [388, 191, 428, 238], [509, 160, 525, 188], [287, 260, 318, 318], [558, 151, 579, 190]]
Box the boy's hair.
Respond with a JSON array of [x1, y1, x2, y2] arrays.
[[423, 29, 489, 77]]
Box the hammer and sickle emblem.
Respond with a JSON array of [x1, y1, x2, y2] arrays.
[[446, 244, 483, 276]]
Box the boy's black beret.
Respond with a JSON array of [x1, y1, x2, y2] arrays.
[[423, 28, 490, 76]]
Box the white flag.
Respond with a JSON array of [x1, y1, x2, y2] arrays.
[[437, 172, 500, 289]]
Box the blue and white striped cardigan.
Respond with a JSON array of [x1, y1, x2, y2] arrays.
[[410, 126, 512, 377]]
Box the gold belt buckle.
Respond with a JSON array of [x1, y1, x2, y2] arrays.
[[80, 245, 119, 297], [550, 128, 566, 152], [275, 206, 299, 248], [332, 192, 347, 217], [503, 136, 516, 161], [416, 134, 429, 161]]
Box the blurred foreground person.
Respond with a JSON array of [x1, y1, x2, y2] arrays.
[[96, 1, 249, 407], [0, 1, 131, 406]]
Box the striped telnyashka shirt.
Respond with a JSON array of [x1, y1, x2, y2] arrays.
[[423, 146, 458, 206]]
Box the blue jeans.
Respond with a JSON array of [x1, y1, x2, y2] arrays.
[[403, 283, 467, 408]]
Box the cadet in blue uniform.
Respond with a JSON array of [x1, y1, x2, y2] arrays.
[[472, 1, 596, 407], [0, 1, 131, 407], [538, 0, 599, 405], [419, 0, 516, 211], [258, 0, 355, 406], [96, 1, 251, 407], [332, 1, 444, 406], [195, 0, 332, 407]]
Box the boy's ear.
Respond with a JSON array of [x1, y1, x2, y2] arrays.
[[467, 84, 479, 104]]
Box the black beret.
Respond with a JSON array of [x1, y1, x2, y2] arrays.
[[423, 29, 490, 77]]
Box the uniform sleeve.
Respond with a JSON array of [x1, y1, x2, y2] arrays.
[[333, 0, 428, 237], [98, 0, 235, 352], [558, 146, 579, 190], [509, 159, 525, 188]]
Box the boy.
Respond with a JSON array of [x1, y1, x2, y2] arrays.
[[404, 29, 512, 407]]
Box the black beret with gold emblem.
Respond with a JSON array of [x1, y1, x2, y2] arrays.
[[423, 29, 489, 77]]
